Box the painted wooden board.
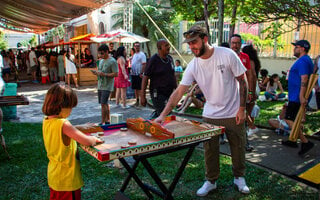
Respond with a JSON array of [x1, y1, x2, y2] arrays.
[[78, 116, 225, 162]]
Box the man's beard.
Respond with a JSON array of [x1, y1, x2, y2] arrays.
[[193, 41, 206, 57]]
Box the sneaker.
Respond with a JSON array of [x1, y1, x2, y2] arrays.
[[121, 105, 130, 109], [196, 181, 217, 197], [32, 80, 39, 83], [134, 101, 139, 107], [298, 141, 314, 155], [247, 128, 259, 136], [234, 177, 250, 194], [281, 140, 298, 148]]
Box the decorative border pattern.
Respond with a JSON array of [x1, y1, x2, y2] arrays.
[[80, 127, 223, 162]]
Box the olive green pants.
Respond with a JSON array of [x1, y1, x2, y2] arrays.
[[203, 117, 246, 182]]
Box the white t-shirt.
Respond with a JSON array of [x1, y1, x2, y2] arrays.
[[180, 47, 246, 119], [131, 51, 146, 75], [29, 50, 37, 66]]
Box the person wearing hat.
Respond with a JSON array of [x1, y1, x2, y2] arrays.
[[154, 25, 250, 196], [282, 40, 314, 155]]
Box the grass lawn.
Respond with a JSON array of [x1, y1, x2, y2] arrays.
[[176, 100, 320, 135], [0, 122, 318, 199]]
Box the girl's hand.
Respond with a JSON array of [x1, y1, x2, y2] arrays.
[[93, 136, 104, 146]]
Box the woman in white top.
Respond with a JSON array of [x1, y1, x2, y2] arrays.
[[64, 50, 79, 88], [264, 73, 285, 101], [2, 53, 13, 83]]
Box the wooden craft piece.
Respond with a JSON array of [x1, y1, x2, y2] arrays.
[[127, 118, 174, 140], [126, 118, 146, 133], [97, 132, 104, 136], [76, 125, 104, 134], [128, 140, 137, 145], [121, 144, 130, 149]]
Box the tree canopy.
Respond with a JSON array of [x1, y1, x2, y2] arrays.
[[0, 31, 8, 50], [170, 0, 218, 21], [242, 0, 320, 28], [113, 0, 177, 57]]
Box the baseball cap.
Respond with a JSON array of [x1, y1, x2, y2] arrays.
[[183, 25, 208, 43], [291, 40, 311, 51]]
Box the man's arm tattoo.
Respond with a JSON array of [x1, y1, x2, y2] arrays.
[[238, 76, 247, 107]]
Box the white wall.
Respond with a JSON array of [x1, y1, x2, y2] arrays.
[[260, 57, 296, 75], [4, 33, 35, 49]]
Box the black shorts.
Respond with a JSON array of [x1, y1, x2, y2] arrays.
[[2, 68, 10, 75], [98, 90, 111, 104], [131, 75, 142, 90], [285, 101, 300, 121]]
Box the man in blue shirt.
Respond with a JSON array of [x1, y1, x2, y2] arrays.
[[282, 40, 314, 155]]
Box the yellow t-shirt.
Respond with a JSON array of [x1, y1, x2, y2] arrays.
[[42, 117, 84, 191]]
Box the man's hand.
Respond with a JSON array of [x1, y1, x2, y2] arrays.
[[300, 96, 307, 107], [154, 115, 165, 124], [236, 107, 246, 125]]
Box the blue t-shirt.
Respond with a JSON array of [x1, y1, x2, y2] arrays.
[[288, 55, 314, 102], [174, 66, 183, 72]]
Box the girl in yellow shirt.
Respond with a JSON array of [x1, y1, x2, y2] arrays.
[[42, 83, 102, 200]]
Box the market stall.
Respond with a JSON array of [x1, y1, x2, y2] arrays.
[[70, 33, 98, 86]]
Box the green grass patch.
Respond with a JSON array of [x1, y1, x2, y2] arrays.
[[175, 100, 320, 135], [0, 122, 318, 199]]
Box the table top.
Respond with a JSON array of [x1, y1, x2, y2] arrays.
[[78, 116, 224, 162]]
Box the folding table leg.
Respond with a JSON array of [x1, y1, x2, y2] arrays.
[[140, 158, 173, 199], [168, 145, 196, 195], [118, 158, 154, 199]]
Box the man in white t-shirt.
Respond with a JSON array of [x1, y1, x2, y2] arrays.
[[155, 25, 250, 196], [29, 47, 39, 83], [131, 42, 146, 106]]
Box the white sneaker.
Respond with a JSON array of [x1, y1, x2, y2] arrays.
[[247, 128, 259, 136], [234, 177, 250, 194], [196, 180, 217, 197]]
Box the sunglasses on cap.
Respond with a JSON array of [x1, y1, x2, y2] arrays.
[[183, 30, 204, 38]]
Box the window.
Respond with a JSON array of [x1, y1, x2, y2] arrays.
[[99, 22, 105, 35]]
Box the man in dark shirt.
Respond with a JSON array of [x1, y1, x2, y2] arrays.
[[141, 39, 177, 118], [109, 42, 116, 58], [83, 48, 95, 67]]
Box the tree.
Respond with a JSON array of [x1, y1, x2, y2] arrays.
[[170, 0, 217, 21], [112, 0, 177, 57], [242, 0, 320, 29], [241, 33, 284, 55], [21, 34, 38, 48], [0, 31, 8, 50]]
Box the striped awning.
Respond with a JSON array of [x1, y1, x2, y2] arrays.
[[0, 0, 112, 33]]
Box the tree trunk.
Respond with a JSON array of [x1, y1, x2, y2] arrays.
[[203, 0, 211, 44], [229, 3, 238, 42], [142, 25, 151, 57], [217, 0, 224, 46]]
